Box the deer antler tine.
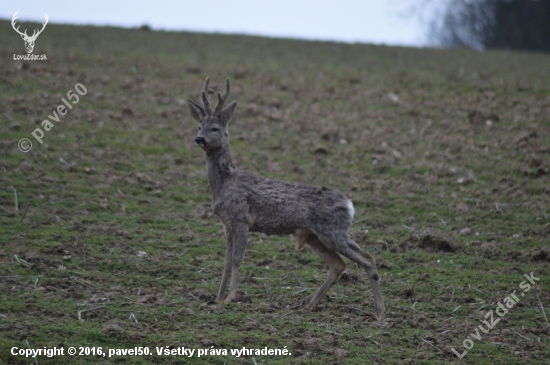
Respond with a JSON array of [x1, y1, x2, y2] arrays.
[[32, 13, 48, 38], [201, 77, 213, 115], [214, 78, 232, 115], [202, 91, 213, 116], [11, 11, 26, 36], [203, 77, 215, 93], [224, 78, 230, 99], [214, 92, 224, 115]]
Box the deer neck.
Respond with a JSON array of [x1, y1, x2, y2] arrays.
[[205, 144, 234, 195]]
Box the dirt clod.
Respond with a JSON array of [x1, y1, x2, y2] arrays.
[[234, 291, 252, 303], [102, 321, 124, 335], [178, 307, 195, 315], [335, 349, 349, 358], [376, 257, 391, 270], [412, 229, 460, 252], [303, 337, 321, 351], [468, 109, 499, 125], [367, 194, 389, 208], [454, 203, 470, 213], [137, 294, 162, 304], [481, 242, 499, 257], [201, 338, 215, 346], [531, 247, 550, 262], [403, 287, 415, 299], [339, 268, 362, 283], [459, 227, 471, 236], [389, 244, 401, 253]]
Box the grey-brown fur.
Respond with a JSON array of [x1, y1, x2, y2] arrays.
[[188, 78, 385, 319]]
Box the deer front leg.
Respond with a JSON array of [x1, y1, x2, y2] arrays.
[[216, 225, 233, 302], [225, 223, 248, 303]]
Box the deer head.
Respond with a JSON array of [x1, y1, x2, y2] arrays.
[[188, 78, 238, 151], [12, 11, 49, 54]]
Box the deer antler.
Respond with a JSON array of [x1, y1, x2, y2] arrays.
[[214, 78, 231, 116], [11, 11, 28, 37], [29, 13, 48, 40], [11, 12, 48, 40], [201, 77, 213, 116], [200, 77, 220, 116]]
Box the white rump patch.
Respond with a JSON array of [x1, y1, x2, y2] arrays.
[[346, 200, 355, 220]]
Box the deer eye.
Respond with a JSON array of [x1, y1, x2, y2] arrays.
[[212, 128, 219, 132], [198, 126, 201, 130]]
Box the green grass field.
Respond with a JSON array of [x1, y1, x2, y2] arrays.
[[1, 19, 549, 364]]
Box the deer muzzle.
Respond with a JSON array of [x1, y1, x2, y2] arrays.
[[195, 137, 206, 146]]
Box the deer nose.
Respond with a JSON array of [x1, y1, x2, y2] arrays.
[[195, 137, 206, 145]]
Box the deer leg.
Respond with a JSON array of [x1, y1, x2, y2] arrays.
[[225, 223, 248, 303], [315, 231, 385, 319], [339, 237, 385, 320], [301, 232, 346, 310], [216, 226, 233, 302]]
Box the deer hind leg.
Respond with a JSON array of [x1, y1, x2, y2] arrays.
[[316, 231, 385, 319], [354, 248, 385, 320], [297, 230, 346, 310], [341, 239, 385, 319]]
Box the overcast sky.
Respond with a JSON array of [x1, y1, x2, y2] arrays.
[[2, 0, 438, 47]]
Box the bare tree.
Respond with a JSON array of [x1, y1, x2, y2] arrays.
[[430, 0, 550, 52], [430, 0, 494, 50], [489, 0, 550, 51]]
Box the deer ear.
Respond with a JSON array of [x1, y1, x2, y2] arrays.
[[220, 101, 237, 125], [187, 100, 205, 123]]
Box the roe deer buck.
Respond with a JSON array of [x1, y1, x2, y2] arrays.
[[188, 78, 385, 319]]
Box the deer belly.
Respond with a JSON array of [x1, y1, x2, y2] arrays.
[[248, 214, 297, 235]]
